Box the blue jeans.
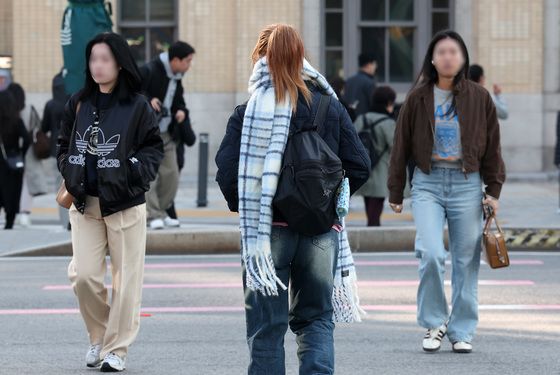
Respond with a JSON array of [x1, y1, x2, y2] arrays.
[[243, 226, 339, 375], [411, 167, 483, 343]]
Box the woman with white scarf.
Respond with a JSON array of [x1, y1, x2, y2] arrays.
[[216, 24, 370, 374]]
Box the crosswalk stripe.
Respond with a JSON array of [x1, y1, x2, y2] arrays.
[[1, 304, 559, 316], [42, 279, 535, 291]]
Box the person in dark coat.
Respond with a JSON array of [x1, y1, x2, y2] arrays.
[[42, 71, 69, 158], [7, 82, 25, 114], [216, 82, 370, 214], [140, 41, 196, 229], [7, 82, 35, 226], [215, 24, 370, 373], [0, 90, 30, 229], [329, 75, 357, 122], [343, 53, 377, 116], [42, 71, 71, 228]]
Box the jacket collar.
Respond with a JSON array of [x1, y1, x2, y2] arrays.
[[417, 75, 468, 98], [159, 52, 184, 80], [358, 70, 374, 79], [418, 75, 468, 130]]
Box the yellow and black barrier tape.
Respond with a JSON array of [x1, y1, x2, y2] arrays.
[[504, 229, 560, 250]]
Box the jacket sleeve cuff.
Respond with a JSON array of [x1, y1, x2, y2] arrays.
[[389, 191, 404, 205], [485, 184, 502, 200], [57, 155, 67, 174], [128, 156, 142, 182]]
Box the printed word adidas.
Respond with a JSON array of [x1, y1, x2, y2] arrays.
[[68, 154, 85, 166], [97, 157, 121, 169]]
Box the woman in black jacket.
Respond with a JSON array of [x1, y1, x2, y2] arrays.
[[0, 90, 30, 229], [57, 32, 163, 372]]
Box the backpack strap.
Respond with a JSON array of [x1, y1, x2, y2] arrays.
[[365, 115, 390, 132], [313, 94, 330, 132], [365, 115, 391, 159]]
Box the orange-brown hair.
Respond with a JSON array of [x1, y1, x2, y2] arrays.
[[251, 24, 311, 111]]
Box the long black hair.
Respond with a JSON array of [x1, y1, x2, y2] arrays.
[[0, 90, 19, 137], [414, 30, 470, 90], [79, 32, 142, 102], [7, 83, 25, 113]]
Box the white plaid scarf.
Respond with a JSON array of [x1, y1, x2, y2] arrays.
[[239, 57, 364, 322]]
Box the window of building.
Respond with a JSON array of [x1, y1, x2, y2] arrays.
[[119, 0, 177, 65], [431, 0, 452, 36], [322, 0, 453, 89], [324, 0, 344, 79]]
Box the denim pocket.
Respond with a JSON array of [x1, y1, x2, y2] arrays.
[[411, 166, 423, 185], [312, 231, 335, 251], [270, 228, 281, 242]]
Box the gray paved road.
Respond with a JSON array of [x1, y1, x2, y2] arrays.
[[0, 252, 559, 374]]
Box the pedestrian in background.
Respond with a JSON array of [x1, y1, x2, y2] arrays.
[[42, 71, 71, 229], [7, 82, 36, 227], [344, 53, 377, 117], [468, 64, 508, 120], [0, 69, 11, 91], [140, 41, 195, 230], [0, 89, 29, 229], [329, 75, 357, 122], [354, 86, 402, 226]]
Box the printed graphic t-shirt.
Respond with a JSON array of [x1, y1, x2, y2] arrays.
[[431, 85, 462, 168]]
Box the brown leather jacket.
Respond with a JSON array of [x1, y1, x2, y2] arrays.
[[388, 78, 506, 204]]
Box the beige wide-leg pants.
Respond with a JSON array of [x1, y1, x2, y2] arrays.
[[68, 196, 146, 358]]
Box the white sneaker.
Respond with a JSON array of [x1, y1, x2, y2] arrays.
[[149, 218, 164, 230], [163, 216, 180, 227], [85, 344, 102, 368], [422, 323, 447, 352], [18, 213, 31, 228], [452, 341, 473, 353], [100, 352, 126, 372]]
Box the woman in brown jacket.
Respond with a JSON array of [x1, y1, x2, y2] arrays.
[[388, 30, 505, 354]]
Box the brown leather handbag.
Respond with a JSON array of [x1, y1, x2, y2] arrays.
[[56, 180, 74, 209], [56, 102, 81, 209], [482, 214, 510, 269]]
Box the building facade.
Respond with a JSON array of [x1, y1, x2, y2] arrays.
[[0, 0, 558, 178]]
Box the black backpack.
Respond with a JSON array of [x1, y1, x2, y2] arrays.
[[358, 115, 389, 169], [273, 95, 344, 236]]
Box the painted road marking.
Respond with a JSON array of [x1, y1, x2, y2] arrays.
[[140, 259, 543, 269], [1, 304, 559, 316], [42, 279, 535, 291]]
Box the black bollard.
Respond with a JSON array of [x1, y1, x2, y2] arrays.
[[197, 132, 209, 207]]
